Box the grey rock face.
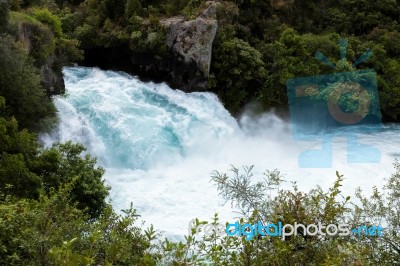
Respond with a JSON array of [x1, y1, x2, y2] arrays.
[[168, 5, 217, 77], [40, 55, 65, 96], [161, 2, 218, 91], [84, 2, 219, 93]]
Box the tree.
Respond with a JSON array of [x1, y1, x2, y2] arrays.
[[0, 100, 108, 217], [354, 161, 400, 264], [33, 142, 109, 218], [0, 97, 42, 199], [0, 184, 156, 265], [161, 165, 400, 265], [0, 35, 56, 130], [0, 0, 9, 33], [211, 38, 266, 113]]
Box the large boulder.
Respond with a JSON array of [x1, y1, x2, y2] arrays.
[[161, 2, 218, 91], [83, 2, 219, 92]]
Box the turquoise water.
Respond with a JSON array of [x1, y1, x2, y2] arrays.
[[43, 67, 400, 239]]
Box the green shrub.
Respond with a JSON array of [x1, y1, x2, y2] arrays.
[[0, 0, 9, 32], [33, 142, 109, 218], [31, 7, 63, 37], [160, 166, 400, 265], [0, 35, 56, 130], [0, 186, 156, 265], [9, 10, 41, 25], [182, 0, 202, 19], [211, 38, 266, 113]]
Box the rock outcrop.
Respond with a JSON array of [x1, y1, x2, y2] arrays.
[[39, 55, 65, 96], [83, 2, 219, 92], [19, 22, 65, 96], [161, 2, 218, 91]]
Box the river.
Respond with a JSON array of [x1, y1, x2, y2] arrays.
[[42, 67, 400, 239]]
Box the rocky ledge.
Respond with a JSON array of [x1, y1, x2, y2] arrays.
[[161, 2, 218, 91], [83, 1, 219, 92]]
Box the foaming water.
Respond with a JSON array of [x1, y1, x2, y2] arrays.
[[42, 67, 400, 239]]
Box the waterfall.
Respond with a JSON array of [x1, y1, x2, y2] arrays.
[[42, 66, 400, 239]]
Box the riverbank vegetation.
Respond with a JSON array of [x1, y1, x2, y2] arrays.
[[4, 0, 400, 120], [1, 0, 400, 265], [6, 0, 398, 120], [161, 166, 400, 265]]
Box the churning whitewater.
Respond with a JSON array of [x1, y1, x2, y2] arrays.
[[43, 67, 400, 239]]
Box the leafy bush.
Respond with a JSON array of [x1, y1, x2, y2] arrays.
[[34, 142, 109, 218], [211, 38, 266, 113], [31, 7, 63, 37], [160, 165, 400, 265], [0, 0, 9, 32], [0, 185, 156, 265], [354, 160, 400, 264], [0, 102, 108, 218], [0, 35, 56, 130], [182, 0, 202, 19]]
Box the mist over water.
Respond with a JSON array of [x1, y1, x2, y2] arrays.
[[42, 67, 400, 239]]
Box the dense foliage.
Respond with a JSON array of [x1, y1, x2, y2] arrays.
[[7, 0, 399, 119], [0, 35, 56, 130], [209, 0, 400, 119], [161, 167, 400, 265], [0, 4, 156, 264], [9, 0, 396, 120], [0, 186, 157, 265]]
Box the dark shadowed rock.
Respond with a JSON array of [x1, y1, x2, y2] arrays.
[[40, 55, 65, 95]]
